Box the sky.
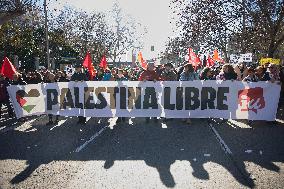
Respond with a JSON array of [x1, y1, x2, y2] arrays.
[[47, 0, 175, 61]]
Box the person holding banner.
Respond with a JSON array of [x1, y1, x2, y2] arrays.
[[10, 73, 27, 122], [138, 63, 160, 123], [160, 63, 177, 81], [179, 64, 199, 81], [242, 67, 259, 126], [116, 69, 128, 124], [71, 64, 88, 124], [161, 63, 177, 122], [243, 67, 258, 82], [234, 60, 248, 81], [216, 64, 237, 81], [179, 64, 199, 124], [199, 67, 215, 80], [0, 74, 13, 119], [46, 73, 59, 125]]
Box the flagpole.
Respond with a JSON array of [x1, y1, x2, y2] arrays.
[[44, 0, 50, 70]]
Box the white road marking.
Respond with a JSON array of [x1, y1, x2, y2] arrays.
[[245, 150, 252, 153], [75, 125, 108, 153], [228, 119, 251, 128], [276, 119, 284, 124], [0, 116, 40, 133], [208, 123, 232, 155], [50, 120, 67, 131], [161, 123, 167, 128]]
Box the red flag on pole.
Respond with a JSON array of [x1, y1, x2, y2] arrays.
[[206, 55, 215, 67], [82, 52, 95, 80], [99, 55, 108, 70], [0, 57, 17, 80], [188, 48, 201, 67]]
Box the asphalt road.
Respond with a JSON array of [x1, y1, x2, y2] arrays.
[[0, 105, 283, 189]]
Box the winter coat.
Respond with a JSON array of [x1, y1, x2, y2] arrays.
[[0, 80, 10, 102], [161, 70, 177, 81], [71, 72, 88, 81], [179, 71, 199, 81], [138, 70, 160, 81]]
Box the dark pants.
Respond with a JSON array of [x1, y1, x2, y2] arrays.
[[146, 117, 157, 123], [117, 117, 126, 123], [0, 99, 13, 118], [48, 114, 59, 122], [78, 116, 86, 123]]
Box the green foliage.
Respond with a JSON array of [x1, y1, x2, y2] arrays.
[[0, 3, 145, 69], [169, 0, 284, 60]]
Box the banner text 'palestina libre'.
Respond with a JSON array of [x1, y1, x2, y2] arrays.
[[46, 87, 229, 111]]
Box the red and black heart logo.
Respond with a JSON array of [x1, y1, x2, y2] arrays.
[[16, 89, 40, 113]]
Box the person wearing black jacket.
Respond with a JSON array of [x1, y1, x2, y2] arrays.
[[0, 74, 13, 118], [71, 65, 88, 82], [71, 65, 88, 124], [10, 73, 27, 122]]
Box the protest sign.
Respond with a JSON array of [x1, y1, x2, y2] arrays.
[[260, 58, 281, 65], [240, 53, 252, 62], [8, 81, 281, 121], [229, 54, 240, 64]]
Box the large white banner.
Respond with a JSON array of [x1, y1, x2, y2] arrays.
[[8, 81, 281, 121]]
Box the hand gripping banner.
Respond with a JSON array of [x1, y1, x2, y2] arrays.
[[7, 81, 281, 121]]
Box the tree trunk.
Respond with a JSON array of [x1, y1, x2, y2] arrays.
[[267, 46, 275, 58]]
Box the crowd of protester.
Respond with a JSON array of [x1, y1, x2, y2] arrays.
[[0, 60, 283, 125]]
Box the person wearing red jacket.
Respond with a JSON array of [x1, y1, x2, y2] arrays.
[[138, 63, 160, 82], [138, 63, 160, 123]]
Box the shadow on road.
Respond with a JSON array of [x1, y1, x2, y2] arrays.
[[0, 107, 283, 188]]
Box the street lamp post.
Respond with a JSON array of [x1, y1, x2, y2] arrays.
[[44, 0, 50, 70]]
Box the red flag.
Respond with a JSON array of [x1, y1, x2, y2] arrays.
[[137, 52, 147, 70], [188, 48, 201, 67], [99, 55, 108, 70], [206, 55, 214, 67], [82, 52, 95, 80], [0, 57, 17, 80], [196, 55, 202, 66]]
